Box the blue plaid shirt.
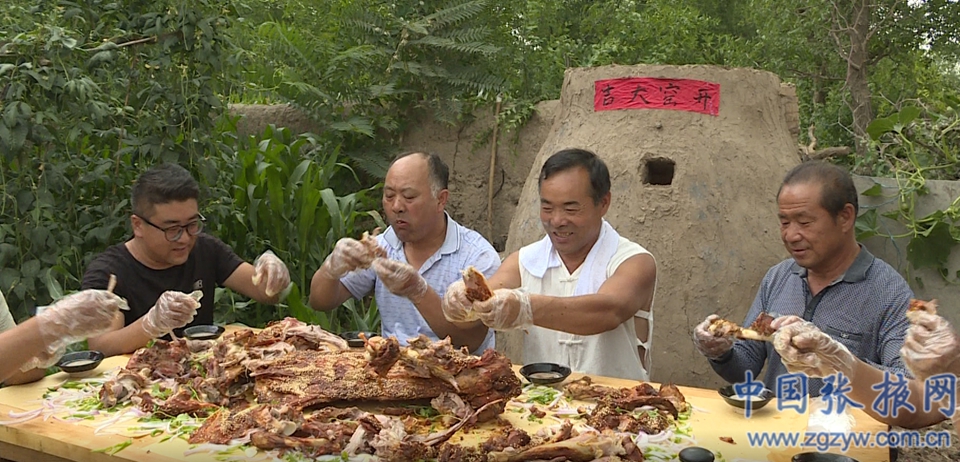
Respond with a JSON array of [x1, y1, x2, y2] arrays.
[[710, 246, 913, 396], [341, 214, 500, 353]]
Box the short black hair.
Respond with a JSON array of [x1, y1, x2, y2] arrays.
[[778, 161, 858, 217], [131, 163, 200, 216], [538, 148, 610, 204], [393, 151, 449, 195]]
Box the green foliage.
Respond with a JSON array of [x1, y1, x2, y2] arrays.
[[0, 0, 238, 319], [855, 103, 960, 283], [208, 124, 385, 329], [231, 0, 509, 177], [0, 0, 387, 331], [738, 0, 960, 151], [4, 0, 960, 329]]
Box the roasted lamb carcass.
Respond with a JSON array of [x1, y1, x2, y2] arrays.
[[188, 403, 301, 444], [250, 317, 349, 352], [564, 376, 619, 401], [250, 337, 521, 417], [487, 431, 642, 462]]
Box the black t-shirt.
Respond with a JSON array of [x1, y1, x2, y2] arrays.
[[81, 234, 244, 336]]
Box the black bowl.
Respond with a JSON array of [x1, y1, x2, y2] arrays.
[[183, 325, 225, 341], [792, 453, 859, 462], [520, 363, 572, 385], [718, 385, 775, 410], [678, 447, 716, 462], [57, 350, 105, 373], [340, 331, 378, 348]]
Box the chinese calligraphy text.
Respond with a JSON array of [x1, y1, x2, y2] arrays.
[[593, 77, 720, 116]]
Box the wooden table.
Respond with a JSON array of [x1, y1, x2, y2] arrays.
[[0, 357, 891, 462]]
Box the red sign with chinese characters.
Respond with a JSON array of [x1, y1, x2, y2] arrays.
[[594, 77, 720, 116]]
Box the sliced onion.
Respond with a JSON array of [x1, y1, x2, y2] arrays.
[[183, 443, 232, 456], [646, 430, 671, 443], [7, 408, 43, 419], [689, 404, 710, 414], [94, 411, 138, 434], [0, 409, 42, 426]]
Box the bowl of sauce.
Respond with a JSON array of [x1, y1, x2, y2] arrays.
[[717, 385, 776, 411], [520, 363, 572, 385], [57, 350, 105, 374], [183, 325, 226, 341]]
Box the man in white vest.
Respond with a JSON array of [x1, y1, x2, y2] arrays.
[[442, 148, 658, 380]]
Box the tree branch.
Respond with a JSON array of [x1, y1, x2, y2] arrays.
[[810, 146, 852, 160]]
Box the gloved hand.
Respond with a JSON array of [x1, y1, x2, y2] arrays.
[[372, 258, 429, 303], [902, 311, 960, 381], [693, 315, 735, 359], [142, 290, 202, 338], [318, 238, 378, 280], [773, 321, 856, 378], [20, 289, 127, 370], [441, 280, 480, 323], [472, 288, 533, 331], [252, 250, 291, 298], [770, 314, 804, 330], [21, 345, 68, 372]]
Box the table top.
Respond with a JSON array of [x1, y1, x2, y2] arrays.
[[0, 355, 891, 462]]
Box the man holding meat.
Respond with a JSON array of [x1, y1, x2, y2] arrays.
[[81, 163, 291, 356], [692, 161, 913, 396], [441, 148, 658, 381], [309, 151, 500, 354]]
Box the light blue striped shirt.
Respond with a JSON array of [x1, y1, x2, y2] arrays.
[[341, 214, 500, 353]]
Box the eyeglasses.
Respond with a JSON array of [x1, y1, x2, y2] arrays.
[[135, 213, 206, 242]]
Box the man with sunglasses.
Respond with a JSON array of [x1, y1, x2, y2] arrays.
[[81, 164, 291, 356]]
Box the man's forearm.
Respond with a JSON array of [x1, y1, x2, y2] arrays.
[[309, 271, 351, 311], [0, 319, 46, 384], [708, 342, 767, 386], [87, 320, 154, 357], [529, 293, 631, 335], [2, 367, 47, 386], [414, 290, 488, 352], [848, 360, 946, 429]]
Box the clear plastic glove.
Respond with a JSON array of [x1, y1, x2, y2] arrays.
[[773, 321, 856, 378], [441, 280, 480, 323], [902, 311, 960, 381], [252, 250, 291, 298], [472, 288, 532, 331], [318, 238, 377, 280], [770, 314, 804, 330], [21, 345, 68, 372], [693, 314, 735, 359], [372, 258, 429, 303], [142, 290, 201, 338], [21, 289, 127, 370]]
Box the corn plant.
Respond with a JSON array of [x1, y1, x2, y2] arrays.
[[209, 124, 385, 330]]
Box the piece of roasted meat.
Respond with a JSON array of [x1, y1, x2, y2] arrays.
[[364, 334, 402, 376], [360, 228, 387, 266], [907, 299, 938, 322], [708, 312, 776, 341], [461, 266, 493, 302]]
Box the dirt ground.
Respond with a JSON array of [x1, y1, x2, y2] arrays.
[[229, 65, 802, 389]]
